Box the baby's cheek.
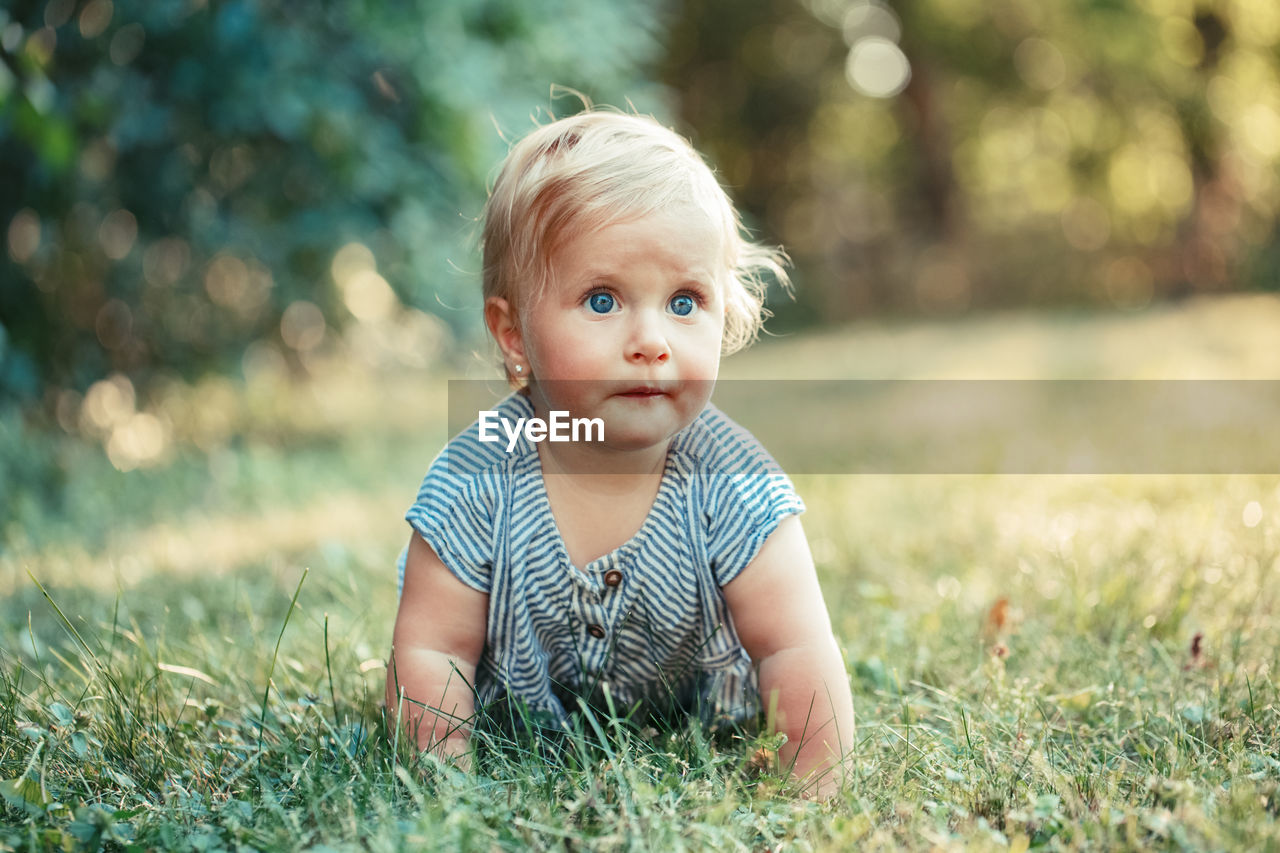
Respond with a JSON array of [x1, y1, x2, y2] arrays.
[[534, 347, 595, 384], [683, 331, 724, 379]]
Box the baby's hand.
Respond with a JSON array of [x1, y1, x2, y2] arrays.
[[420, 736, 472, 774], [744, 737, 848, 802], [796, 760, 849, 802]]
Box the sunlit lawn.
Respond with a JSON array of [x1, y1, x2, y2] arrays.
[[3, 295, 1279, 850]]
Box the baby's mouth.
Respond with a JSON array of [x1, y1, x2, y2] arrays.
[[614, 385, 672, 399]]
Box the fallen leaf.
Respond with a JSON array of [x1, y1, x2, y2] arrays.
[[1183, 632, 1214, 670], [983, 597, 1009, 639], [745, 747, 775, 779]]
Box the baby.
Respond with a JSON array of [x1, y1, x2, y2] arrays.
[[386, 110, 854, 797]]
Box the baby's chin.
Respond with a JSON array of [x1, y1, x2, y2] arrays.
[[595, 425, 685, 455]]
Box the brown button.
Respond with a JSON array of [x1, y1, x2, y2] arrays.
[[587, 624, 606, 639], [603, 569, 623, 588]]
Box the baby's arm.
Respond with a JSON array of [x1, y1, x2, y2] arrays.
[[723, 515, 855, 799], [385, 532, 488, 764]]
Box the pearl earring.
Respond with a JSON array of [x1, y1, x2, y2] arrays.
[[514, 364, 523, 374]]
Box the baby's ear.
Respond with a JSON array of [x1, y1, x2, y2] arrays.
[[484, 296, 525, 361]]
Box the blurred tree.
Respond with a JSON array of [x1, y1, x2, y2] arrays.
[[663, 0, 1280, 323], [0, 0, 665, 413], [7, 0, 1280, 421], [664, 0, 843, 325]]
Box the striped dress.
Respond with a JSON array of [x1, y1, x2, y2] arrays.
[[400, 391, 804, 729]]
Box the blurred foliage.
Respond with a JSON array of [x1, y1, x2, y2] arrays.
[[665, 0, 1280, 323], [5, 0, 1280, 492], [0, 0, 664, 517], [0, 0, 664, 409]]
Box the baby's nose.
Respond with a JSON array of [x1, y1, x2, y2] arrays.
[[627, 311, 671, 363]]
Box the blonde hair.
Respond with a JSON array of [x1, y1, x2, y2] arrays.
[[481, 109, 789, 362]]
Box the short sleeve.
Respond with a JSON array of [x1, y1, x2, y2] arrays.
[[402, 451, 499, 594], [705, 469, 805, 586], [398, 391, 534, 596], [693, 409, 805, 586]]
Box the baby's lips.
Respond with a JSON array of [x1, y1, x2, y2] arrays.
[[608, 378, 695, 397], [615, 385, 670, 397]]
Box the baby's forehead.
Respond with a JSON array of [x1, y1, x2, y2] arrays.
[[549, 204, 731, 273]]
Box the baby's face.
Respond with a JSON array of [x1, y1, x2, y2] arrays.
[[520, 203, 725, 452]]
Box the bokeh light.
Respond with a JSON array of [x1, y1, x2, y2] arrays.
[[280, 301, 326, 352], [331, 242, 399, 322], [1013, 38, 1067, 91], [841, 1, 900, 44], [97, 208, 136, 260], [143, 237, 191, 288], [80, 373, 136, 436], [108, 21, 144, 65], [77, 0, 112, 39], [7, 209, 40, 263], [845, 37, 910, 99]]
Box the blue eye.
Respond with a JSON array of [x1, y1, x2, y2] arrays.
[[587, 292, 615, 314], [669, 294, 696, 316]]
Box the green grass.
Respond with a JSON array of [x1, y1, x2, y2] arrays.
[[3, 296, 1280, 850]]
